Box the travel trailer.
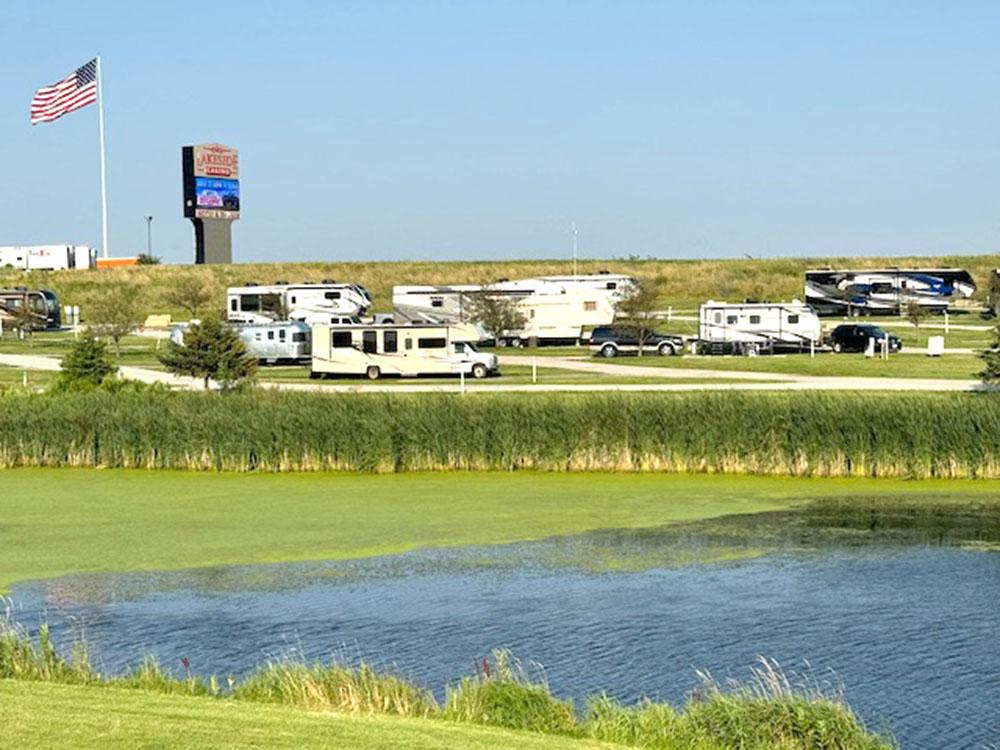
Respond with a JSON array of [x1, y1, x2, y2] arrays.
[[698, 300, 820, 354], [0, 288, 61, 330], [392, 273, 634, 346], [804, 268, 976, 316], [169, 321, 312, 364], [0, 245, 94, 271], [227, 282, 372, 325], [310, 323, 499, 380]]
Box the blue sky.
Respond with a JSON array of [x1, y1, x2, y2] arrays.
[[1, 1, 998, 264]]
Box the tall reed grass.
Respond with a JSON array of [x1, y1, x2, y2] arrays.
[[0, 614, 894, 750], [0, 388, 997, 478]]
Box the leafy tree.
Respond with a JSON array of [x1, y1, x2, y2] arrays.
[[987, 269, 1000, 318], [5, 297, 40, 341], [137, 253, 161, 265], [164, 276, 216, 319], [158, 316, 256, 390], [57, 331, 118, 388], [86, 284, 144, 356], [614, 279, 661, 356], [904, 299, 927, 329], [980, 323, 1000, 384], [463, 283, 526, 345]]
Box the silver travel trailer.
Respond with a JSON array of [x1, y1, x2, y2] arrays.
[[804, 268, 976, 316], [698, 300, 821, 354], [392, 273, 634, 346], [170, 321, 312, 364], [310, 323, 499, 380], [227, 282, 372, 325]]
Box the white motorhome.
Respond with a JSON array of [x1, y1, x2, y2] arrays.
[[227, 282, 371, 325], [392, 273, 633, 346], [0, 245, 94, 271], [310, 323, 499, 380], [698, 300, 820, 354], [805, 268, 976, 315]]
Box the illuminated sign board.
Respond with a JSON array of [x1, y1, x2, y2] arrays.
[[182, 143, 240, 221]]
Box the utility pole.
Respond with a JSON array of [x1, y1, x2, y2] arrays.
[[572, 222, 578, 277], [145, 215, 153, 256]]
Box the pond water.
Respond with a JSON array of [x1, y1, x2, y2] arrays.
[[8, 541, 999, 750]]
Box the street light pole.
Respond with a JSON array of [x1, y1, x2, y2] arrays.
[[144, 215, 153, 257]]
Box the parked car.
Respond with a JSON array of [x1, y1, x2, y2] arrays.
[[828, 324, 902, 353], [588, 326, 685, 357]]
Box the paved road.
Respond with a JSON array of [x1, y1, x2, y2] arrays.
[[1, 352, 988, 393]]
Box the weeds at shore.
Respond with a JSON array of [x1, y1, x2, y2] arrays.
[[0, 609, 893, 750]]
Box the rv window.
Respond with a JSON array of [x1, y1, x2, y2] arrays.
[[279, 329, 286, 341], [606, 282, 617, 290], [749, 315, 761, 325], [255, 332, 262, 341], [324, 292, 341, 300], [584, 301, 597, 312], [871, 283, 892, 294], [726, 315, 737, 324], [431, 299, 444, 308], [405, 338, 413, 350], [267, 331, 275, 340], [362, 330, 378, 354], [230, 299, 238, 312], [384, 331, 398, 353], [788, 314, 799, 324], [418, 337, 446, 349], [713, 312, 722, 325], [290, 296, 297, 304], [261, 294, 282, 313], [292, 332, 306, 342], [454, 342, 466, 353], [240, 294, 260, 312], [332, 331, 353, 348]]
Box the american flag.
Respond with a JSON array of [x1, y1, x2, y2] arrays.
[[30, 58, 98, 125]]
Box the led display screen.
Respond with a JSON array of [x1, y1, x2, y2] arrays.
[[195, 177, 240, 212]]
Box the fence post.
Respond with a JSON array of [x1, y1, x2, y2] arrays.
[[944, 310, 949, 335], [883, 334, 889, 360], [532, 356, 537, 383], [810, 338, 815, 358], [460, 369, 465, 395]]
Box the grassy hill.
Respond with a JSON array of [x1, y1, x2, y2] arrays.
[[0, 253, 995, 319]]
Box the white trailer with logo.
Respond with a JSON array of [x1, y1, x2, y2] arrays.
[[0, 245, 94, 270], [698, 300, 821, 354], [392, 273, 633, 346], [310, 323, 499, 380], [227, 282, 371, 325]]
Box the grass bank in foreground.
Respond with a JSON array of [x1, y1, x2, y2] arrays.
[[1, 389, 999, 477], [2, 469, 997, 593], [1, 638, 892, 750]]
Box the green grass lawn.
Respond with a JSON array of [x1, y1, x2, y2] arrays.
[[1, 469, 996, 593], [0, 365, 53, 390], [2, 680, 618, 750]]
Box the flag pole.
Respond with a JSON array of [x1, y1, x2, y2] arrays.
[[96, 55, 109, 259]]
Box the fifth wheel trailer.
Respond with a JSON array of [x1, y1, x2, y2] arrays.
[[227, 282, 372, 325], [698, 300, 820, 354], [392, 273, 634, 346], [804, 268, 976, 315]]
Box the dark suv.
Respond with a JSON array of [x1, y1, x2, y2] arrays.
[[828, 324, 902, 353], [588, 326, 685, 357]]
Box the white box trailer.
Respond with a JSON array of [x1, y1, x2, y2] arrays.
[[0, 245, 94, 270], [227, 282, 371, 325], [698, 300, 820, 354], [392, 273, 634, 346], [310, 323, 499, 380]]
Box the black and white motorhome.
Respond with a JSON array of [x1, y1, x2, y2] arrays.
[[392, 273, 634, 346], [0, 287, 61, 330], [227, 282, 372, 325], [170, 321, 312, 364], [698, 300, 820, 354], [804, 268, 976, 316]]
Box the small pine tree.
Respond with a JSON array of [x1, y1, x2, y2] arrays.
[[980, 323, 1000, 384], [158, 316, 256, 390], [58, 332, 118, 388]]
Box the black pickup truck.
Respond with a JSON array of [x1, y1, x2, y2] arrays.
[[588, 326, 686, 357]]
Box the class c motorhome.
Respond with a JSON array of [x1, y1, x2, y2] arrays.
[[227, 282, 371, 325], [310, 323, 499, 380], [392, 273, 634, 346], [698, 300, 820, 354]]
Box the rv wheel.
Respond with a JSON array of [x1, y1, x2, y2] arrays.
[[601, 344, 617, 358], [657, 342, 675, 357], [471, 363, 488, 379], [510, 338, 523, 348], [366, 366, 381, 380]]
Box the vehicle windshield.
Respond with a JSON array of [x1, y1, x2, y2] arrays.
[[861, 326, 886, 337], [43, 291, 59, 314]]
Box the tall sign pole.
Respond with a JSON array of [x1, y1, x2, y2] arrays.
[[96, 55, 109, 259]]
